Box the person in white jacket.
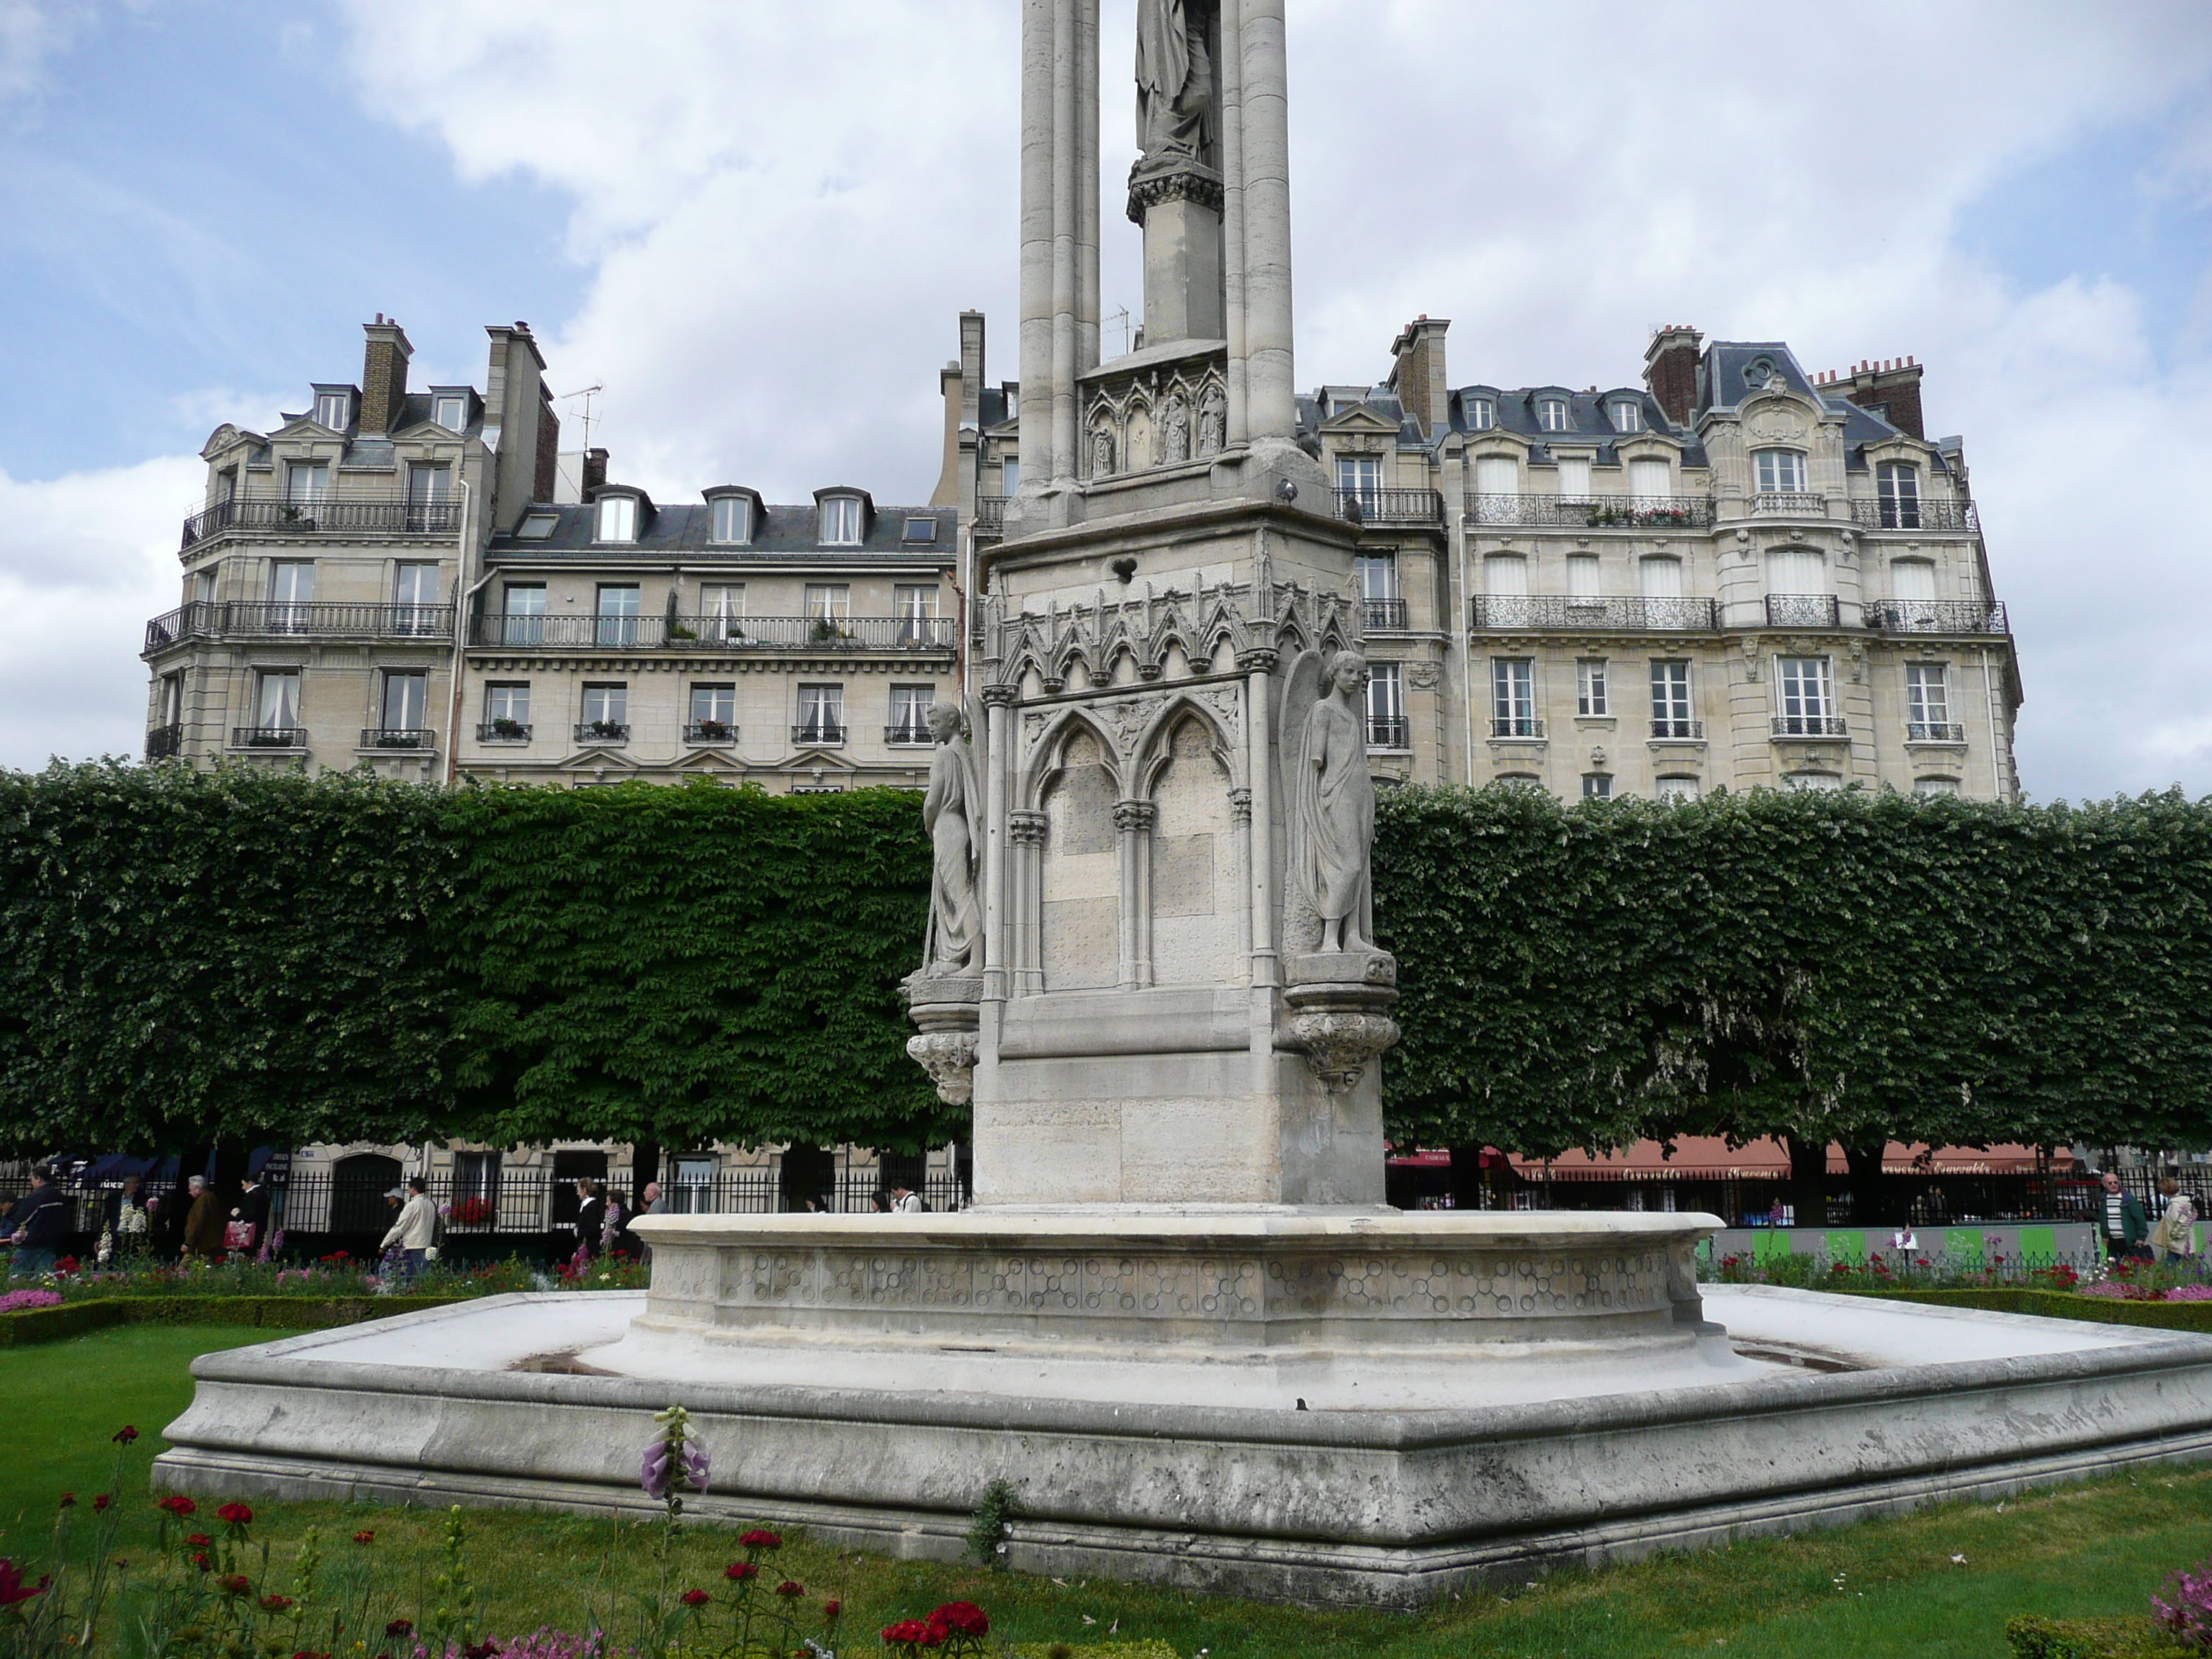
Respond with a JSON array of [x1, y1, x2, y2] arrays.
[[379, 1177, 437, 1281]]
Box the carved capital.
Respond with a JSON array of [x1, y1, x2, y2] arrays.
[[1229, 787, 1253, 824], [1237, 647, 1280, 675], [1282, 1009, 1401, 1095], [1125, 163, 1226, 225], [906, 1030, 980, 1106], [1112, 800, 1157, 834], [1008, 810, 1050, 848], [980, 684, 1021, 709]]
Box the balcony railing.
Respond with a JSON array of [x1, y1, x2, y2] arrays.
[[1491, 716, 1547, 739], [1651, 719, 1704, 740], [1467, 495, 1714, 529], [1334, 487, 1446, 528], [1362, 597, 1408, 631], [476, 721, 532, 744], [1472, 595, 1718, 631], [1751, 492, 1827, 516], [144, 601, 454, 654], [575, 721, 630, 745], [974, 495, 1007, 531], [145, 724, 183, 760], [1850, 498, 1978, 534], [886, 726, 933, 746], [183, 493, 463, 550], [473, 614, 956, 652], [231, 727, 306, 749], [1366, 715, 1410, 750], [1772, 715, 1849, 739], [359, 728, 436, 750], [1764, 594, 1841, 627], [793, 724, 848, 747], [1907, 721, 1966, 743], [684, 722, 739, 745], [1865, 600, 2008, 635]]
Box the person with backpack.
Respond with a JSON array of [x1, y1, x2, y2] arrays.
[[2152, 1177, 2200, 1269]]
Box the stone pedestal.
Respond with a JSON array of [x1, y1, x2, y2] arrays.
[[902, 971, 982, 1105], [1130, 161, 1226, 346]]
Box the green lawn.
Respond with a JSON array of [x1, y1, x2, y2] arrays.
[[1, 1323, 2205, 1657]]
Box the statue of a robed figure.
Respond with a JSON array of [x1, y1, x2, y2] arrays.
[[1280, 647, 1378, 956], [920, 700, 982, 972], [1136, 0, 1218, 166]]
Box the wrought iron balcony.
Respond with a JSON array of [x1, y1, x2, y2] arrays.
[[1471, 595, 1718, 631], [1751, 492, 1827, 517], [684, 721, 739, 745], [143, 601, 454, 655], [1865, 600, 2008, 635], [1650, 719, 1704, 740], [1334, 487, 1446, 528], [1362, 597, 1408, 631], [1491, 716, 1547, 739], [793, 723, 848, 747], [974, 495, 1007, 531], [1467, 495, 1714, 529], [1765, 594, 1841, 627], [575, 721, 630, 745], [360, 728, 435, 750], [472, 614, 956, 652], [475, 721, 532, 744], [1907, 721, 1966, 743], [231, 727, 306, 750], [885, 725, 933, 746], [1849, 498, 1977, 534], [1366, 714, 1410, 750], [182, 493, 463, 550], [1772, 716, 1849, 739], [144, 724, 183, 760]]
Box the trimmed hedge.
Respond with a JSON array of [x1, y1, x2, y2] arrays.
[[0, 1294, 469, 1346], [1848, 1288, 2212, 1335], [2008, 1615, 2194, 1658]]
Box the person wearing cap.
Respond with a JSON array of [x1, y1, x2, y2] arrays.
[[379, 1177, 437, 1280]]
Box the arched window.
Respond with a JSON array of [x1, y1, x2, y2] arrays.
[[1655, 775, 1700, 803], [596, 494, 637, 543], [1537, 397, 1570, 432]]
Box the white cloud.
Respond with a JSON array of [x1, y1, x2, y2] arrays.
[[0, 454, 202, 770]]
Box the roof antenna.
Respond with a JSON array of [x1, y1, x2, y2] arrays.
[[1107, 306, 1133, 359], [561, 385, 605, 452]]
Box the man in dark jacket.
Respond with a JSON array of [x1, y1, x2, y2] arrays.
[[181, 1174, 226, 1260], [6, 1167, 73, 1278], [231, 1175, 273, 1258], [2103, 1170, 2152, 1262]]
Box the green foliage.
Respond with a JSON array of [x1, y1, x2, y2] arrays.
[[0, 1295, 473, 1346], [2008, 1615, 2197, 1658], [1375, 783, 2212, 1158], [968, 1478, 1019, 1570]]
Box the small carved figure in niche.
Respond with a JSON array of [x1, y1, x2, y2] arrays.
[[1136, 0, 1215, 165], [1092, 426, 1116, 478], [921, 701, 982, 971], [1280, 648, 1377, 955], [1197, 384, 1226, 456], [1160, 396, 1192, 464]]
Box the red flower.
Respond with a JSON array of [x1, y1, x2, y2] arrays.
[[94, 1495, 112, 1512], [112, 1426, 140, 1445], [185, 1533, 212, 1547], [219, 1575, 251, 1596], [217, 1502, 254, 1525], [385, 1620, 414, 1637], [259, 1593, 295, 1613], [724, 1562, 760, 1581], [158, 1496, 197, 1517], [930, 1602, 988, 1638], [294, 1650, 333, 1659], [352, 1531, 375, 1545], [882, 1620, 940, 1647], [679, 1590, 711, 1607], [775, 1581, 804, 1599], [739, 1529, 782, 1550], [189, 1553, 211, 1573], [463, 1642, 498, 1659], [58, 1493, 76, 1509], [0, 1560, 49, 1607], [824, 1599, 842, 1619]]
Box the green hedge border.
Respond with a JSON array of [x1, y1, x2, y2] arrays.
[[0, 1295, 469, 1347], [2008, 1614, 2195, 1658], [1843, 1287, 2212, 1335]]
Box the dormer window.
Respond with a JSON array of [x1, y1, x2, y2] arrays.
[[902, 516, 938, 544], [597, 495, 638, 543], [710, 495, 752, 544], [433, 395, 468, 432], [1465, 396, 1494, 431], [516, 513, 559, 541], [821, 496, 862, 545], [1537, 397, 1570, 433], [314, 392, 349, 431], [1613, 401, 1642, 433]]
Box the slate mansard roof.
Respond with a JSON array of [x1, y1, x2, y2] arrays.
[[486, 498, 958, 561]]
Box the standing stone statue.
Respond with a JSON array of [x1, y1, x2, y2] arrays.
[[921, 701, 981, 971], [1197, 384, 1226, 456], [1280, 648, 1377, 956], [1136, 0, 1215, 165], [1092, 426, 1116, 477], [1160, 396, 1191, 464]]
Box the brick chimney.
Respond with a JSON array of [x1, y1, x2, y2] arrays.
[[1388, 315, 1451, 438], [1819, 356, 1925, 441], [580, 447, 610, 499], [360, 315, 413, 438], [534, 385, 561, 502], [1642, 325, 1702, 429]]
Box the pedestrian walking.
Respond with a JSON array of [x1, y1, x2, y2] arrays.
[[891, 1184, 929, 1214], [2100, 1172, 2152, 1263], [181, 1174, 226, 1260], [5, 1166, 73, 1279], [573, 1179, 607, 1263], [2152, 1178, 2200, 1269], [229, 1173, 272, 1259], [103, 1174, 152, 1265], [378, 1177, 437, 1282]]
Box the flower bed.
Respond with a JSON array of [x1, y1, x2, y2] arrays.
[[0, 1294, 474, 1347]]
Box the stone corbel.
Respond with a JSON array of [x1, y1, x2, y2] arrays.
[[904, 969, 983, 1105], [1281, 951, 1400, 1094]]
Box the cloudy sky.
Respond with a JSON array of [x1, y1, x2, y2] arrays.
[[1, 0, 2208, 799]]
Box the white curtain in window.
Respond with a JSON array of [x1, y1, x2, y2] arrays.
[[1473, 457, 1518, 496], [1891, 559, 1938, 602], [1629, 459, 1670, 501], [1766, 548, 1827, 595], [1483, 554, 1529, 596], [256, 673, 299, 728], [1567, 554, 1601, 598], [1639, 556, 1684, 600], [1556, 457, 1592, 498]]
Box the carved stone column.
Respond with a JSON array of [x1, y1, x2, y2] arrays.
[[1112, 799, 1156, 990], [981, 685, 1017, 1006], [1009, 810, 1050, 997], [1229, 786, 1254, 977], [1238, 644, 1279, 992]]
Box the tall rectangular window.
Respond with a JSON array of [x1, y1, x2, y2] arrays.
[[1639, 555, 1684, 600], [406, 462, 450, 503], [1614, 402, 1642, 433], [1776, 656, 1835, 734], [1465, 397, 1494, 431], [254, 669, 300, 733], [158, 673, 184, 727], [999, 459, 1020, 495], [689, 683, 737, 741], [1628, 457, 1671, 500], [797, 683, 845, 744], [485, 683, 530, 734], [313, 392, 349, 431], [894, 583, 939, 645], [1556, 456, 1592, 498], [433, 395, 468, 433], [1355, 553, 1399, 600], [1906, 663, 1953, 739], [395, 562, 440, 634], [1473, 455, 1517, 498], [710, 495, 750, 544], [1492, 658, 1537, 737], [595, 583, 641, 646], [1538, 397, 1569, 432], [269, 560, 315, 634], [380, 670, 428, 734], [699, 582, 745, 642], [1567, 554, 1601, 600], [820, 497, 862, 545], [1336, 455, 1383, 503], [501, 583, 546, 645], [889, 685, 935, 742], [596, 495, 637, 543], [1754, 449, 1808, 493], [285, 463, 328, 503], [1366, 662, 1406, 749], [1577, 659, 1609, 718], [1650, 660, 1695, 737], [1878, 462, 1922, 529], [804, 583, 851, 620], [582, 684, 627, 728]]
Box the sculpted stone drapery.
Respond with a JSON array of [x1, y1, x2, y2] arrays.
[[1136, 0, 1215, 165], [1281, 649, 1377, 955], [922, 701, 980, 971]]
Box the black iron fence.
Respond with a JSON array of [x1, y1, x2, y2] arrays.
[[1361, 598, 1408, 631], [1471, 595, 1718, 631], [473, 614, 956, 652], [1334, 488, 1445, 528], [1865, 600, 2008, 635], [1365, 714, 1409, 750], [359, 728, 436, 751], [145, 601, 455, 655], [182, 495, 464, 550], [145, 724, 183, 760], [1850, 499, 1977, 534], [1765, 594, 1842, 627]]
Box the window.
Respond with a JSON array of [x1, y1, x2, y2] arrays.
[[1891, 558, 1937, 604], [699, 583, 745, 642], [1629, 457, 1671, 502], [797, 683, 845, 744], [454, 1151, 500, 1205], [1906, 663, 1956, 740], [1556, 456, 1592, 498], [820, 496, 862, 545], [1753, 449, 1808, 494], [405, 464, 451, 529], [1776, 656, 1835, 734], [1465, 396, 1494, 431], [1639, 554, 1684, 601], [1366, 662, 1406, 749], [667, 1154, 717, 1214], [1355, 552, 1399, 601], [582, 683, 627, 728], [889, 685, 935, 743], [1577, 659, 1609, 718], [1492, 657, 1539, 737], [1877, 462, 1921, 529], [313, 392, 349, 431], [254, 669, 300, 734], [1583, 773, 1613, 799], [1567, 554, 1601, 600], [1650, 660, 1696, 738], [1655, 775, 1700, 803], [710, 495, 751, 544], [597, 495, 637, 543], [433, 395, 467, 433], [395, 562, 441, 634], [689, 683, 737, 742], [804, 583, 851, 623], [1537, 397, 1570, 432], [1613, 401, 1642, 433], [285, 462, 328, 503], [1473, 455, 1518, 498], [269, 561, 315, 632], [1336, 455, 1383, 503], [595, 584, 641, 646], [158, 673, 184, 727], [894, 584, 939, 645], [485, 683, 530, 736], [902, 516, 938, 544], [500, 583, 545, 645], [516, 512, 559, 540], [379, 670, 428, 735], [1766, 547, 1827, 594], [1483, 552, 1529, 596], [1913, 776, 1961, 797], [190, 568, 217, 606], [999, 459, 1020, 495]]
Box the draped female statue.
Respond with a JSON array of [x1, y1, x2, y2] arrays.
[[1280, 648, 1377, 956], [1136, 0, 1216, 165], [921, 701, 981, 972]]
